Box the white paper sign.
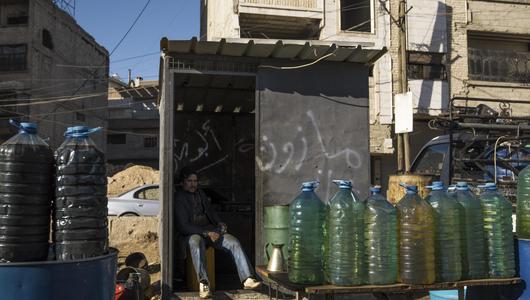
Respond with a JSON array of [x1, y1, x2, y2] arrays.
[[395, 92, 413, 133]]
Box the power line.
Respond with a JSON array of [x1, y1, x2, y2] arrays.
[[109, 0, 153, 57]]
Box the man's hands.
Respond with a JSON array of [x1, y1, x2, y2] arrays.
[[207, 231, 220, 243]]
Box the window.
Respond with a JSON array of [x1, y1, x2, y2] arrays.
[[407, 52, 447, 80], [468, 36, 529, 84], [144, 137, 157, 148], [75, 112, 85, 121], [411, 143, 447, 176], [135, 187, 159, 201], [7, 15, 28, 25], [42, 29, 54, 50], [0, 44, 27, 71], [340, 0, 372, 32], [108, 134, 126, 144]]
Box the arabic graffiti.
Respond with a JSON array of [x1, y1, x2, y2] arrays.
[[257, 110, 364, 200], [173, 119, 255, 173]]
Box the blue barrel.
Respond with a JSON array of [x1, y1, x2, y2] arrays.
[[430, 289, 465, 300], [519, 238, 530, 300], [0, 251, 116, 299]]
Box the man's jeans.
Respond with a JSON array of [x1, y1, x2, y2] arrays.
[[187, 233, 253, 284]]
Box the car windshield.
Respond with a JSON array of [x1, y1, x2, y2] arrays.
[[411, 143, 447, 176]]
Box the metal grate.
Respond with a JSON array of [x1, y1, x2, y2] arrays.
[[240, 0, 317, 9], [468, 47, 530, 84], [169, 58, 257, 75]]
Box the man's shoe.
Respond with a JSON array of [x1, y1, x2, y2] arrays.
[[243, 277, 261, 289], [199, 281, 212, 299]]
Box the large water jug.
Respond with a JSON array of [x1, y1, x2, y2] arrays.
[[326, 180, 364, 285], [365, 186, 397, 285], [0, 120, 53, 261], [426, 181, 462, 282], [397, 184, 435, 284], [288, 181, 325, 284], [517, 165, 530, 238], [454, 182, 487, 279], [480, 183, 515, 278], [54, 126, 108, 261]]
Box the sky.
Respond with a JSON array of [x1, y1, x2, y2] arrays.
[[74, 0, 200, 82]]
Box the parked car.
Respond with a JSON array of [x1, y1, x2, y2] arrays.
[[108, 184, 160, 216]]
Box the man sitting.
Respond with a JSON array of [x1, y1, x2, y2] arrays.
[[174, 167, 261, 299]]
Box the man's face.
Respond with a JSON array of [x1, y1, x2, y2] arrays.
[[182, 174, 198, 193]]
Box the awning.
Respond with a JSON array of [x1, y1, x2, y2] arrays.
[[160, 37, 387, 65]]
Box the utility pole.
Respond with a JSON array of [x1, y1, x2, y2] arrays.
[[397, 0, 411, 173]]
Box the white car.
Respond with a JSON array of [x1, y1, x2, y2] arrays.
[[108, 184, 160, 216]]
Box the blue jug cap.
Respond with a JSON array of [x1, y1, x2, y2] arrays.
[[370, 185, 381, 194], [426, 181, 444, 191], [301, 181, 319, 192], [479, 182, 497, 191], [400, 183, 418, 194], [64, 127, 74, 137], [456, 182, 469, 191], [70, 125, 102, 138], [9, 119, 37, 134], [332, 180, 352, 189]]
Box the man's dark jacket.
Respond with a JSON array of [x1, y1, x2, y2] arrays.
[[174, 187, 222, 259]]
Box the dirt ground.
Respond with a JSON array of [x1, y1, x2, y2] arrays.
[[109, 216, 160, 298], [107, 165, 160, 196]]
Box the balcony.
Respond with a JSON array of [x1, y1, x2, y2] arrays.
[[469, 47, 530, 84], [237, 0, 324, 39]]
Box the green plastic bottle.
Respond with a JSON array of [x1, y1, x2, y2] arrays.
[[326, 180, 364, 285], [480, 182, 516, 278], [426, 181, 462, 282], [517, 165, 530, 239], [365, 186, 397, 285], [288, 181, 325, 284], [397, 184, 435, 284], [454, 182, 487, 279]]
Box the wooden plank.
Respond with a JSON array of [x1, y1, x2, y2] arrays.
[[256, 267, 522, 296]]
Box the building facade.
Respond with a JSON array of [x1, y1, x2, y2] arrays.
[[200, 0, 530, 190], [107, 77, 159, 171], [0, 0, 108, 149]]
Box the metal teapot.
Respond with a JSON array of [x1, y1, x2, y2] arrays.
[[265, 243, 285, 272]]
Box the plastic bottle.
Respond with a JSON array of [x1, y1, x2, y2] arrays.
[[454, 182, 487, 279], [54, 126, 108, 260], [288, 181, 325, 284], [364, 186, 397, 285], [326, 180, 364, 285], [396, 184, 435, 284], [0, 120, 53, 261], [480, 182, 515, 278], [517, 165, 530, 239], [426, 181, 462, 282]]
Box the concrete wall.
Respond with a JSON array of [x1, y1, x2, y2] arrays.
[[0, 0, 108, 149]]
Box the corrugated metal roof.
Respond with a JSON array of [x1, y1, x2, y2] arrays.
[[160, 37, 387, 65]]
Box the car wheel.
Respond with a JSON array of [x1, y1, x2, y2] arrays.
[[120, 213, 139, 217]]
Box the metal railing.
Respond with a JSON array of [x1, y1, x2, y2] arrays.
[[240, 0, 319, 9], [468, 47, 530, 84]]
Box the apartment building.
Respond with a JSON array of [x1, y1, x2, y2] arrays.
[[0, 0, 108, 149], [446, 0, 529, 111], [107, 77, 159, 170]]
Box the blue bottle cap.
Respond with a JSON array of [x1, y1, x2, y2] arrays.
[[9, 119, 37, 134], [301, 181, 319, 192], [370, 185, 381, 194], [332, 180, 352, 189], [479, 182, 497, 191], [70, 125, 102, 138], [400, 183, 418, 194], [426, 181, 444, 191], [456, 182, 469, 191]]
